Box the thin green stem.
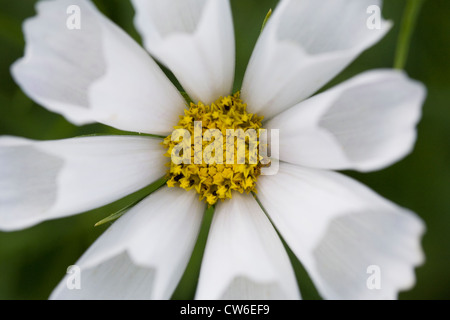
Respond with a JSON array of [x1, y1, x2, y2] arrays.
[[394, 0, 426, 70]]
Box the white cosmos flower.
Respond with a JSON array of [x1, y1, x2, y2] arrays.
[[0, 0, 426, 300]]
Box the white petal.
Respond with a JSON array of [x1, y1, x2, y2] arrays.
[[132, 0, 235, 104], [0, 135, 166, 231], [12, 0, 185, 135], [257, 163, 425, 300], [195, 193, 300, 300], [51, 187, 204, 300], [267, 70, 426, 172], [242, 0, 391, 119]]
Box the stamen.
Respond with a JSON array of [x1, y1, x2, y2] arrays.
[[163, 92, 265, 205]]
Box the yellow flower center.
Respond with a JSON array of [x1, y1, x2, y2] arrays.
[[162, 92, 265, 205]]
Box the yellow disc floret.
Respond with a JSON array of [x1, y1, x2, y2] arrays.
[[162, 92, 265, 205]]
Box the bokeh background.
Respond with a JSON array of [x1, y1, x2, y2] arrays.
[[0, 0, 448, 300]]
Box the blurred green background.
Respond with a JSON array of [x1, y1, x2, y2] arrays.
[[0, 0, 449, 300]]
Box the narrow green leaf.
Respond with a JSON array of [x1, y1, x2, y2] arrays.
[[74, 132, 166, 139], [94, 203, 133, 227], [137, 133, 167, 139], [181, 92, 194, 105], [94, 176, 168, 227], [260, 8, 273, 34]]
